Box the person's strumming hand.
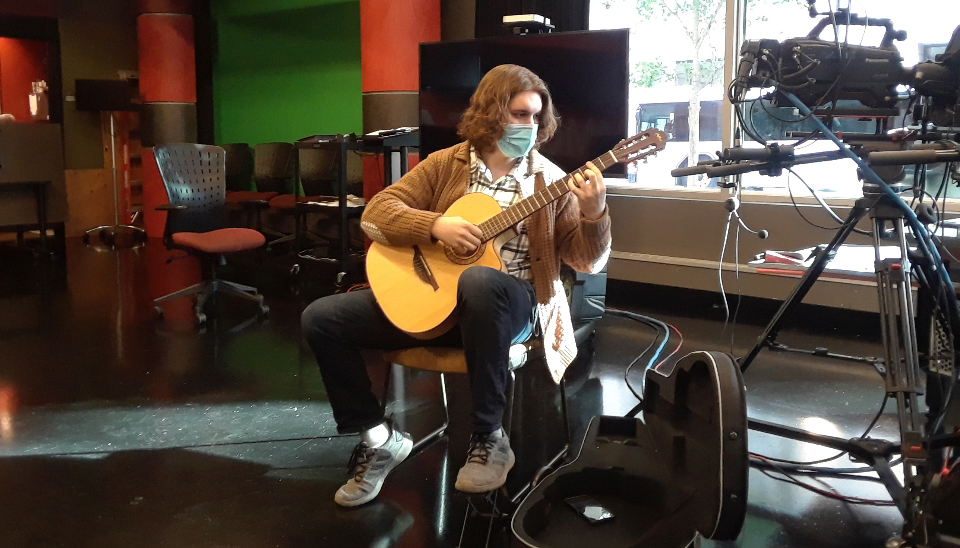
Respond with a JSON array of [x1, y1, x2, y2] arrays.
[[431, 216, 483, 254], [568, 161, 606, 221]]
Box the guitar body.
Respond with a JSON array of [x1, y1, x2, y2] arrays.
[[366, 192, 506, 339]]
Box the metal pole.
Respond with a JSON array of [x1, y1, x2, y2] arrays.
[[110, 112, 119, 226]]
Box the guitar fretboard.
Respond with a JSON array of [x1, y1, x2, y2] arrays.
[[478, 150, 619, 241]]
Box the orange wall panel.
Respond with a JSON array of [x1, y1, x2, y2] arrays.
[[137, 14, 196, 103], [0, 37, 49, 123], [360, 0, 440, 93]]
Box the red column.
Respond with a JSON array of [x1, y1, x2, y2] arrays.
[[359, 0, 439, 198], [137, 0, 196, 238]]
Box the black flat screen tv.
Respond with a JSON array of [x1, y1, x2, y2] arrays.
[[419, 29, 630, 176]]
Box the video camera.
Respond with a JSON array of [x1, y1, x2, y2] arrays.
[[734, 2, 960, 128]]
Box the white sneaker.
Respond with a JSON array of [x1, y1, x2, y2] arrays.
[[334, 423, 413, 507], [455, 428, 515, 493]]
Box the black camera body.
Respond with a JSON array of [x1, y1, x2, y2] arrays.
[[911, 26, 960, 127], [758, 36, 904, 108], [736, 12, 960, 127]]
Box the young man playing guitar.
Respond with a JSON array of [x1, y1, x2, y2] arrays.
[[301, 64, 611, 507]]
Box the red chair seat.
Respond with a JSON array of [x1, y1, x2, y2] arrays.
[[226, 190, 278, 203], [268, 194, 328, 210], [172, 228, 266, 254]]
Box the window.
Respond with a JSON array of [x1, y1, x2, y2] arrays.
[[591, 0, 729, 189], [591, 0, 958, 199]]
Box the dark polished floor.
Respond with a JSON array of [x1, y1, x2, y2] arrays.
[[0, 238, 908, 547]]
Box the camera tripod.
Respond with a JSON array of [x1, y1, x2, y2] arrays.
[[739, 186, 927, 517], [729, 92, 960, 546]]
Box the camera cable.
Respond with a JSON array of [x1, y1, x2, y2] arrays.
[[784, 167, 874, 235]]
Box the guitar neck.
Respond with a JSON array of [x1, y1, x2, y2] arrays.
[[478, 150, 620, 241]]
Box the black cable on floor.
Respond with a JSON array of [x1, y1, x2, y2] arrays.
[[604, 308, 667, 401]]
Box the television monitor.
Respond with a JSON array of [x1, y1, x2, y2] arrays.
[[419, 29, 630, 176], [75, 79, 139, 112]]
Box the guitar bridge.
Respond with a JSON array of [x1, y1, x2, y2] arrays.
[[412, 245, 440, 291]]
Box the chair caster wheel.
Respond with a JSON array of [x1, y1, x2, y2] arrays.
[[259, 306, 270, 318], [196, 312, 207, 324], [290, 264, 300, 275], [154, 306, 164, 317]]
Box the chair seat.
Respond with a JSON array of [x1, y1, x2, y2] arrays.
[[383, 339, 539, 374], [268, 194, 328, 210], [171, 228, 266, 254], [226, 190, 278, 203]]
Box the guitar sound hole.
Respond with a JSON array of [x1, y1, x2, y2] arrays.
[[444, 243, 486, 265]]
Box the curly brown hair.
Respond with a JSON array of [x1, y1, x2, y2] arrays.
[[456, 64, 559, 153]]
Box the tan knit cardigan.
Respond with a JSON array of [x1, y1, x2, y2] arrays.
[[360, 142, 612, 382]]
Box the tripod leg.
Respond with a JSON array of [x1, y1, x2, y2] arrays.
[[873, 216, 926, 484], [740, 203, 869, 372]]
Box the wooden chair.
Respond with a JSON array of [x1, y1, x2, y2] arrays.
[[380, 331, 581, 506]]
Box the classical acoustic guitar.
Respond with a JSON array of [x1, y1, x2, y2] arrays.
[[366, 129, 667, 339]]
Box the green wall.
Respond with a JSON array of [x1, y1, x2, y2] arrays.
[[212, 0, 362, 146]]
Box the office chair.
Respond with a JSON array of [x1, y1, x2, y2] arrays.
[[267, 146, 340, 251], [221, 143, 277, 230], [252, 142, 297, 247], [153, 144, 269, 325]]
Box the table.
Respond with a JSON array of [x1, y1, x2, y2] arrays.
[[294, 132, 418, 280], [0, 180, 51, 254]]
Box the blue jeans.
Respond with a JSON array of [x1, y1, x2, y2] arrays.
[[301, 266, 537, 434]]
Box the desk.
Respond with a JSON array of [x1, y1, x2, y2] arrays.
[[295, 132, 418, 278], [0, 180, 50, 254], [358, 130, 419, 191]]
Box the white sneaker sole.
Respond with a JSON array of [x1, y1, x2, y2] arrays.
[[454, 448, 516, 493], [335, 435, 414, 507]]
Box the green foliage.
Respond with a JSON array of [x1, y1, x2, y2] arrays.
[[610, 0, 806, 24], [632, 60, 670, 88], [632, 58, 724, 89], [631, 0, 724, 22]]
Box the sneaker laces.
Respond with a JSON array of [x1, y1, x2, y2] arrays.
[[347, 442, 376, 482], [466, 433, 497, 465]]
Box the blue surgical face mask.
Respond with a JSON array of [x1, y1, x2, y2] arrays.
[[497, 123, 538, 158]]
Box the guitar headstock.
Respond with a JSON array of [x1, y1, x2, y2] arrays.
[[612, 129, 668, 163]]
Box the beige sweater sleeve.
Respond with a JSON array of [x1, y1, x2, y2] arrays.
[[360, 152, 445, 246]]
